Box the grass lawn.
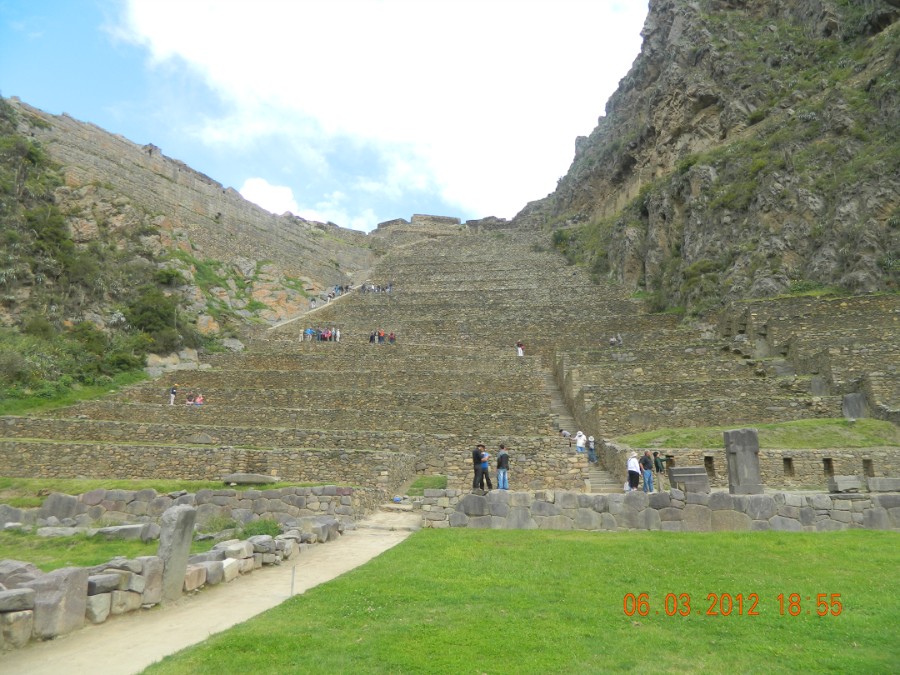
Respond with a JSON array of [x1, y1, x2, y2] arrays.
[[0, 529, 164, 571], [145, 529, 900, 674], [617, 417, 900, 450], [405, 475, 448, 496]]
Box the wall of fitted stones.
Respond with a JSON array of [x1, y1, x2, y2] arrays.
[[411, 488, 900, 532], [0, 486, 381, 531], [598, 440, 900, 490]]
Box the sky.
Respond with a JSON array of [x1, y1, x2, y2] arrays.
[[0, 0, 647, 232]]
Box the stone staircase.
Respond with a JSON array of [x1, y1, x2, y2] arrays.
[[1, 223, 896, 495]]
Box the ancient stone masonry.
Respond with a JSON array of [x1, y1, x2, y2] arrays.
[[409, 489, 900, 533], [0, 497, 351, 651]]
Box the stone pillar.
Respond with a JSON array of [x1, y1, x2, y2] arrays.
[[724, 428, 764, 495], [157, 505, 197, 603]]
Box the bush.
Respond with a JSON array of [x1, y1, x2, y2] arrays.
[[240, 519, 282, 538]]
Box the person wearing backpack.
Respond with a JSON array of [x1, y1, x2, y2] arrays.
[[496, 445, 510, 490]]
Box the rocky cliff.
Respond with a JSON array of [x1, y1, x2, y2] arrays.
[[4, 97, 376, 331], [517, 0, 899, 313]]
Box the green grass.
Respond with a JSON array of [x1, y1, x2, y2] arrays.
[[0, 477, 315, 508], [0, 370, 147, 416], [144, 529, 899, 674], [0, 529, 161, 571], [405, 475, 448, 496], [617, 418, 900, 450]]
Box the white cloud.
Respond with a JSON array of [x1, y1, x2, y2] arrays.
[[239, 177, 299, 216], [120, 0, 648, 223]]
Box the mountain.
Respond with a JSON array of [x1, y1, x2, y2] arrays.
[[515, 0, 899, 313]]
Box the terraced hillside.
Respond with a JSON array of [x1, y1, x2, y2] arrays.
[[1, 224, 897, 496]]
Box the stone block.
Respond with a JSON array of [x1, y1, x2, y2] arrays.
[[744, 495, 777, 521], [708, 492, 734, 510], [38, 493, 80, 521], [248, 535, 277, 553], [816, 519, 848, 531], [137, 556, 164, 606], [660, 521, 683, 532], [183, 565, 207, 592], [468, 515, 493, 529], [683, 491, 708, 505], [221, 558, 241, 582], [85, 593, 111, 624], [623, 491, 649, 510], [777, 506, 800, 520], [110, 590, 143, 615], [489, 501, 510, 518], [556, 492, 578, 509], [574, 508, 603, 530], [828, 476, 862, 493], [863, 508, 891, 530], [682, 504, 711, 532], [669, 488, 685, 501], [784, 493, 802, 507], [867, 477, 900, 493], [239, 557, 255, 574], [724, 428, 764, 495], [810, 495, 833, 510], [768, 516, 803, 532], [448, 512, 469, 527], [600, 513, 618, 530], [648, 493, 670, 509], [24, 567, 88, 639], [710, 510, 751, 532], [799, 508, 816, 526], [531, 501, 561, 517], [606, 494, 625, 515], [87, 573, 121, 596], [750, 520, 770, 531], [157, 504, 197, 603], [536, 515, 573, 530], [658, 507, 683, 522], [508, 492, 533, 507], [219, 541, 254, 559], [637, 509, 661, 531], [0, 610, 33, 650], [189, 550, 226, 564], [504, 508, 535, 529], [0, 588, 35, 612], [873, 495, 900, 510]]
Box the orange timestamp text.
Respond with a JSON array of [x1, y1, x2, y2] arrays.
[[623, 592, 843, 617]]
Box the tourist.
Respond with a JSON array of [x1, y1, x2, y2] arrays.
[[480, 448, 493, 492], [378, 329, 385, 344], [653, 451, 665, 491], [516, 340, 525, 357], [169, 384, 178, 405], [574, 431, 587, 454], [194, 393, 204, 406], [388, 331, 396, 344], [335, 328, 341, 342], [496, 444, 510, 490], [640, 451, 654, 493], [369, 331, 376, 344], [588, 435, 597, 464], [627, 452, 641, 491], [185, 392, 195, 405], [472, 444, 486, 490], [560, 429, 572, 447]]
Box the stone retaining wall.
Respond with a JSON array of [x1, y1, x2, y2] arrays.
[[410, 488, 900, 532]]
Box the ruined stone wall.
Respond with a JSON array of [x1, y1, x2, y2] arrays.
[[412, 488, 900, 532]]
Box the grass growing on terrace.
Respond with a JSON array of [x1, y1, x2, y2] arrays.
[[617, 418, 900, 450], [145, 529, 898, 674]]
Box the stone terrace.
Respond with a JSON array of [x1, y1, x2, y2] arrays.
[[1, 224, 897, 495]]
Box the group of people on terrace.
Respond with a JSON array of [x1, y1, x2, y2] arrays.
[[560, 429, 597, 463], [167, 384, 204, 406], [360, 282, 392, 293], [472, 443, 510, 491], [369, 329, 396, 344], [304, 327, 341, 342], [627, 450, 665, 492]]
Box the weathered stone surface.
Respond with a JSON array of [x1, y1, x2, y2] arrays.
[[816, 519, 848, 531], [87, 573, 121, 596], [744, 495, 777, 521], [686, 492, 709, 505], [868, 477, 900, 492], [828, 476, 862, 493], [530, 500, 561, 517], [23, 567, 88, 639], [0, 504, 24, 527], [95, 524, 149, 541], [623, 491, 649, 510], [648, 492, 671, 509], [468, 515, 493, 529], [682, 504, 711, 532], [85, 593, 111, 624], [0, 588, 35, 612], [504, 507, 536, 529], [637, 508, 661, 531], [221, 558, 241, 582], [247, 535, 277, 553], [448, 511, 469, 527], [536, 515, 573, 530], [658, 507, 683, 522], [222, 473, 277, 485], [708, 492, 734, 510], [110, 590, 143, 615], [136, 556, 164, 605], [724, 428, 764, 495], [710, 510, 751, 531], [38, 493, 81, 521], [183, 565, 207, 592], [157, 504, 197, 603], [873, 495, 900, 510], [862, 508, 891, 530], [768, 516, 803, 532], [574, 508, 604, 530], [0, 610, 34, 649]]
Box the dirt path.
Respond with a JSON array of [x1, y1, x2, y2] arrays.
[[1, 511, 419, 675]]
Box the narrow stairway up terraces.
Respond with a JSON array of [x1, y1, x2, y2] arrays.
[[1, 225, 896, 497]]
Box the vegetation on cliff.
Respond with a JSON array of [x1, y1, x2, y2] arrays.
[[0, 98, 203, 405], [543, 0, 899, 314]]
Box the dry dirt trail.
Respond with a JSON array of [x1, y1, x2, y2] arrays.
[[1, 511, 419, 675]]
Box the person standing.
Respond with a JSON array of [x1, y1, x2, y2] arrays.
[[480, 448, 493, 492], [640, 451, 654, 493], [516, 340, 525, 357], [653, 451, 666, 492], [496, 445, 510, 490], [472, 444, 486, 490], [627, 452, 641, 491], [574, 431, 587, 454], [169, 384, 178, 405], [588, 436, 597, 464]]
